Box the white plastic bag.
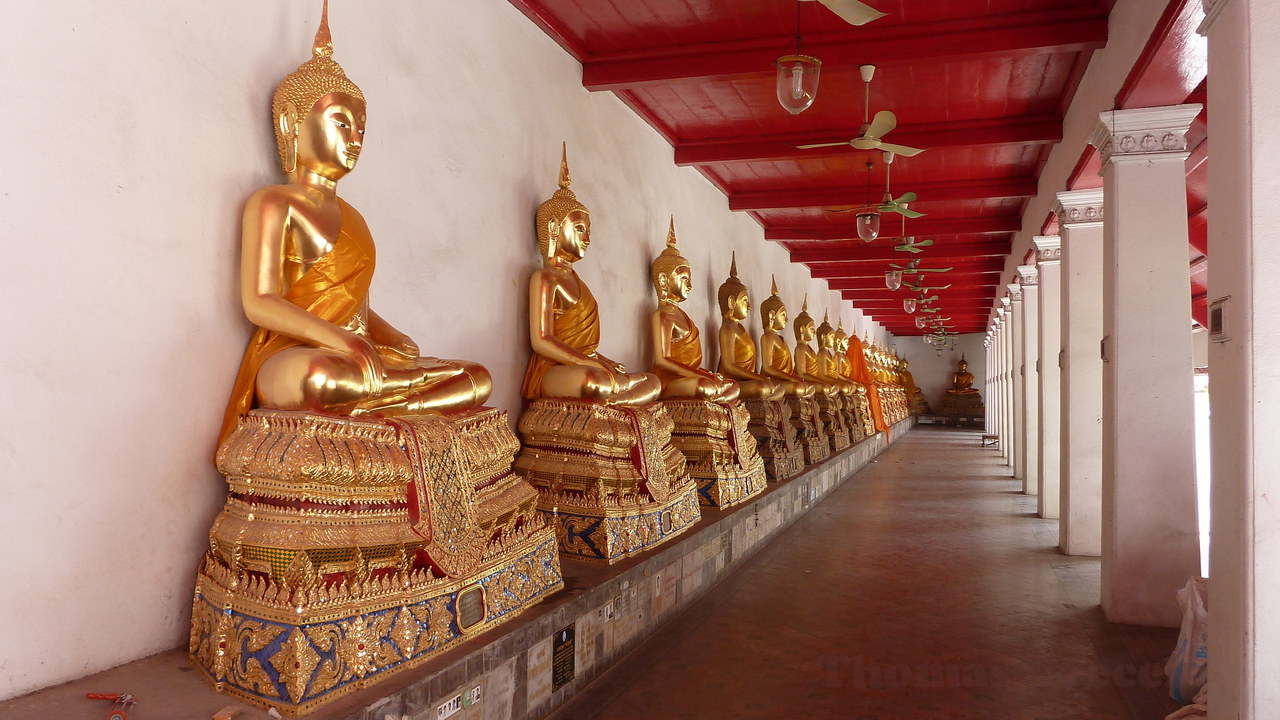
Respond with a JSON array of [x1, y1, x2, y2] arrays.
[[1164, 577, 1209, 703]]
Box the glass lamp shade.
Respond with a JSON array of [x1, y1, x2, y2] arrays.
[[916, 315, 927, 329], [903, 298, 917, 314], [856, 211, 881, 242], [885, 270, 903, 291], [775, 54, 821, 115]]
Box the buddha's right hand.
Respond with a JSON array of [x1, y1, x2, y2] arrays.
[[342, 333, 386, 394]]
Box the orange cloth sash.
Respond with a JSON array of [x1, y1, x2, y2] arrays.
[[521, 271, 601, 399], [846, 335, 887, 432], [219, 199, 376, 444]]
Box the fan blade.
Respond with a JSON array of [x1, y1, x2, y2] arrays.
[[910, 239, 934, 248], [891, 206, 927, 219], [818, 0, 887, 26], [919, 267, 953, 272], [888, 263, 905, 269], [894, 191, 918, 204], [865, 110, 897, 140], [893, 245, 924, 253], [795, 141, 853, 150], [877, 141, 925, 157]]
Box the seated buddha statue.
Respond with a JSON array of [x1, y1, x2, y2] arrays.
[[715, 255, 782, 401], [195, 6, 563, 712], [219, 9, 490, 443], [835, 323, 876, 439], [793, 298, 837, 397], [816, 312, 856, 396], [522, 147, 661, 406], [758, 277, 816, 400], [948, 356, 980, 397], [648, 220, 739, 402]]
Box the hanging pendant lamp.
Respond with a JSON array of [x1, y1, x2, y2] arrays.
[[885, 270, 902, 291], [856, 162, 880, 242], [903, 297, 917, 314], [775, 3, 821, 114]]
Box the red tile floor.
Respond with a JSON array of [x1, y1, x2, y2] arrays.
[[548, 427, 1181, 720]]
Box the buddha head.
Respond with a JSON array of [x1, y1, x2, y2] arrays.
[[272, 1, 366, 178], [760, 275, 788, 332], [718, 253, 750, 321], [835, 322, 850, 353], [651, 218, 692, 304], [958, 356, 968, 372], [537, 144, 591, 263], [793, 296, 816, 345], [816, 311, 835, 350]]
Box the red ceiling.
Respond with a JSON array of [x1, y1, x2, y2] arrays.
[[508, 0, 1201, 335]]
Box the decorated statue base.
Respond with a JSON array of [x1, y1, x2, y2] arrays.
[[743, 397, 804, 481], [841, 397, 865, 444], [190, 408, 563, 716], [789, 396, 830, 466], [514, 399, 701, 564], [939, 392, 985, 418], [664, 398, 768, 508], [854, 391, 877, 439], [817, 394, 851, 452], [910, 391, 932, 415]]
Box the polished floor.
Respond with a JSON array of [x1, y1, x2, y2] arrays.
[[548, 427, 1180, 720]]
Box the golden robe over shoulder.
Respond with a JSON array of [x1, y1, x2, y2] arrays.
[[521, 272, 601, 400]]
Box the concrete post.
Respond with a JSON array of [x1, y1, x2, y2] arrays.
[[1056, 190, 1105, 557], [1033, 236, 1063, 519], [1090, 105, 1201, 627], [1006, 285, 1025, 483], [1202, 1, 1280, 714], [1018, 266, 1041, 498], [1001, 299, 1014, 468]]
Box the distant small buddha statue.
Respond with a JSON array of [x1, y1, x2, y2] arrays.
[[715, 254, 782, 401], [938, 355, 985, 420], [194, 5, 563, 711], [522, 148, 661, 406], [811, 311, 852, 451], [900, 355, 930, 415], [834, 323, 876, 439], [513, 147, 700, 562], [758, 287, 829, 465], [716, 260, 802, 480], [649, 220, 739, 402], [793, 298, 836, 397]]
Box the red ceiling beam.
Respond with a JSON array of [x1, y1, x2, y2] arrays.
[[806, 259, 1005, 278], [789, 240, 1012, 263], [813, 265, 1003, 280], [731, 178, 1038, 211], [838, 285, 998, 297], [582, 12, 1108, 91], [684, 118, 1062, 167], [768, 216, 1021, 241]]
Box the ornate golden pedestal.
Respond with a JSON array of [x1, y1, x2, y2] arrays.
[[841, 396, 865, 444], [854, 390, 877, 439], [939, 393, 986, 418], [190, 409, 563, 716], [664, 399, 768, 507], [816, 395, 851, 452], [743, 397, 804, 481], [789, 396, 830, 465], [514, 399, 701, 564]]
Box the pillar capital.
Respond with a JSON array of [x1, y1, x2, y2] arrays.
[[1054, 189, 1105, 227], [1197, 0, 1231, 34], [1017, 265, 1039, 286], [1000, 296, 1011, 309], [1032, 235, 1062, 263], [1007, 283, 1023, 302], [1089, 105, 1202, 172]]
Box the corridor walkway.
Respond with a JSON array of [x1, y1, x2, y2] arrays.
[[548, 427, 1179, 720]]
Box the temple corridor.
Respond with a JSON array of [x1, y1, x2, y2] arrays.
[[547, 427, 1179, 720]]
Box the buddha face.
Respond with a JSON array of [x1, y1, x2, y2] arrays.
[[766, 306, 787, 331], [553, 209, 591, 262], [795, 319, 815, 344], [291, 92, 365, 180], [669, 265, 692, 302], [958, 359, 968, 371], [728, 290, 750, 321]]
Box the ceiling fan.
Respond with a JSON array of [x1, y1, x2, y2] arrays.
[[826, 153, 923, 219], [895, 237, 934, 253], [796, 65, 925, 156], [906, 281, 953, 293], [889, 258, 952, 274], [799, 0, 887, 26]]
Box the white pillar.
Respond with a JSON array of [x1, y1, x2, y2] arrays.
[[1006, 286, 1026, 482], [998, 295, 1008, 466], [1056, 190, 1104, 557], [1090, 105, 1201, 627], [1202, 1, 1280, 714], [1018, 266, 1041, 498], [997, 306, 1011, 463], [1034, 236, 1063, 520]]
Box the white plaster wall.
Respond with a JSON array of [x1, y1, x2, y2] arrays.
[[0, 0, 873, 699], [899, 334, 988, 411]]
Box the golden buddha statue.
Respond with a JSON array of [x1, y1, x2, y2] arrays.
[[192, 5, 563, 712], [811, 311, 852, 451], [759, 284, 829, 465], [949, 356, 980, 396], [716, 259, 802, 481], [644, 224, 764, 508], [514, 148, 699, 562], [522, 148, 660, 406], [715, 254, 782, 401], [937, 355, 984, 420], [649, 220, 739, 402]]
